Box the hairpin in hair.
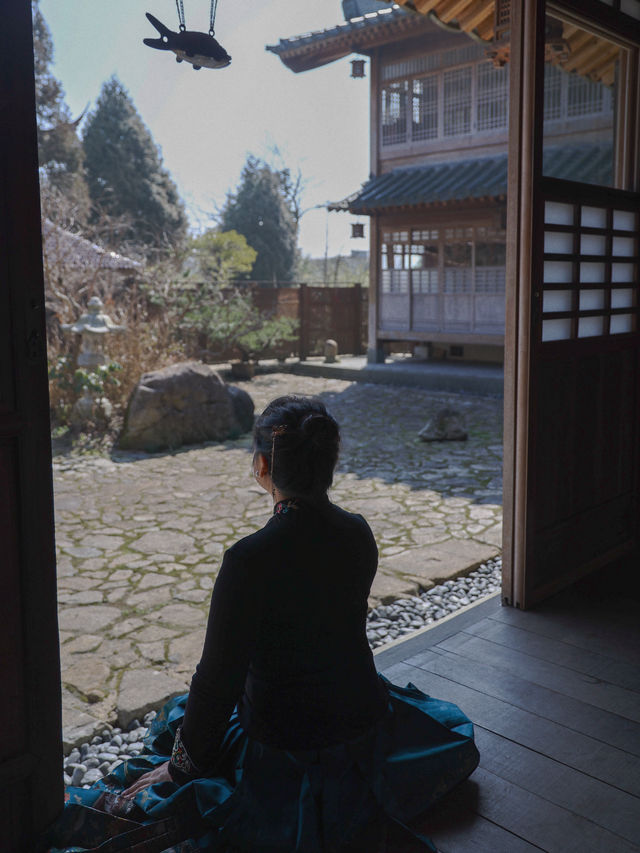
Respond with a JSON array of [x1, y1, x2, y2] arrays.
[[270, 424, 287, 489]]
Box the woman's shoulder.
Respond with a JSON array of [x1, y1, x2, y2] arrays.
[[225, 514, 288, 561]]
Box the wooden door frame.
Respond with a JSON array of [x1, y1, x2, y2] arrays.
[[502, 0, 640, 608], [1, 2, 63, 847]]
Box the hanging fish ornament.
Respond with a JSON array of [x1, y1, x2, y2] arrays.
[[144, 1, 230, 70]]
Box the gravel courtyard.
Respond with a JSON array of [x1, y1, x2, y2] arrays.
[[54, 372, 503, 747]]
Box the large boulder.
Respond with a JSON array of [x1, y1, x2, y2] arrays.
[[119, 362, 254, 452], [418, 407, 468, 442], [227, 383, 255, 434]]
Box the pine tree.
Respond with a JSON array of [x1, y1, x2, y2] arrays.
[[189, 229, 257, 282], [82, 77, 188, 251], [220, 156, 298, 283], [32, 1, 89, 213]]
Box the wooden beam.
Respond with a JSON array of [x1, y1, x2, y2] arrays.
[[413, 0, 446, 14], [437, 0, 475, 23], [577, 45, 619, 81], [564, 38, 609, 73], [457, 2, 495, 35]]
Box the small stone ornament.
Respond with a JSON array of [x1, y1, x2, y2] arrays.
[[144, 12, 231, 70], [418, 407, 468, 442], [324, 339, 340, 364]]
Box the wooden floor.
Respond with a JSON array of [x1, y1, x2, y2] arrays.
[[375, 580, 640, 853]]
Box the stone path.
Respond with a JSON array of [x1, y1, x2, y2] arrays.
[[54, 373, 503, 749]]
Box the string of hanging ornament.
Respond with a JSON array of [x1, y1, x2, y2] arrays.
[[144, 0, 231, 70]]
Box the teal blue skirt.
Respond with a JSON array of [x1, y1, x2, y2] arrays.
[[45, 676, 479, 852]]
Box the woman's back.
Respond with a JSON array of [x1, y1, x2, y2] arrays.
[[235, 499, 388, 748]]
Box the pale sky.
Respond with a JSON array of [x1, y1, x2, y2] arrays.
[[39, 0, 373, 258]]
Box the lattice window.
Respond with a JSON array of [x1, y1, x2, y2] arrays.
[[381, 44, 484, 81], [444, 67, 472, 136], [544, 64, 563, 121], [477, 62, 508, 131], [444, 239, 473, 292], [380, 241, 410, 293], [381, 81, 408, 145], [410, 242, 439, 294], [540, 200, 639, 342], [476, 233, 507, 293], [380, 227, 506, 295], [412, 74, 438, 141], [567, 74, 604, 117]]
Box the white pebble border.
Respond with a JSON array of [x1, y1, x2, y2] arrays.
[[63, 557, 501, 787], [367, 556, 502, 649]]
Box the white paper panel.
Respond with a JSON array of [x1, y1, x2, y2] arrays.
[[543, 261, 573, 283], [580, 234, 606, 255], [621, 0, 640, 20], [611, 289, 635, 308], [579, 262, 605, 282], [545, 231, 573, 254], [610, 314, 634, 334], [613, 210, 637, 231], [545, 202, 573, 225], [543, 290, 572, 312], [578, 316, 605, 338], [581, 206, 607, 228], [579, 290, 605, 310], [612, 263, 634, 282], [612, 236, 635, 257], [542, 318, 572, 341]]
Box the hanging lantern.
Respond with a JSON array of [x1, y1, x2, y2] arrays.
[[351, 223, 365, 239], [350, 59, 366, 78]]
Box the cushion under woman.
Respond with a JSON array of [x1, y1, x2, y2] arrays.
[[47, 395, 479, 852]]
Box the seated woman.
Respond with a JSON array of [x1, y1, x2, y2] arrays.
[[47, 395, 479, 852]]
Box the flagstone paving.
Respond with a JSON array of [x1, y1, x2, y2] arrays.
[[54, 373, 503, 749]]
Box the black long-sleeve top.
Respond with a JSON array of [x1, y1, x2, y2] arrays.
[[177, 497, 388, 775]]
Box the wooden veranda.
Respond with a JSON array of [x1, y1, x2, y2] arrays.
[[375, 562, 640, 852], [1, 0, 638, 849]]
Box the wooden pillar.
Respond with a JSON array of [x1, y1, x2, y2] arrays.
[[367, 214, 384, 363], [298, 283, 308, 361], [353, 282, 363, 355], [502, 0, 545, 607], [0, 1, 63, 847]]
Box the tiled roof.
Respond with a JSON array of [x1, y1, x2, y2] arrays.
[[330, 145, 613, 213], [265, 5, 431, 73], [267, 4, 403, 53], [42, 219, 142, 272]]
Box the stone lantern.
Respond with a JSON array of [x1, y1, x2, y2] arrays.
[[62, 297, 125, 426]]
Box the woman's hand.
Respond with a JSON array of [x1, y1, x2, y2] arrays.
[[122, 760, 173, 798]]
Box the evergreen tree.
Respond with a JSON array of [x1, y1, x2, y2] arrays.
[[32, 1, 89, 212], [220, 156, 298, 283], [82, 77, 188, 251]]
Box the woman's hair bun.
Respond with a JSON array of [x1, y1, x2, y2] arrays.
[[253, 396, 340, 497], [300, 412, 337, 447]]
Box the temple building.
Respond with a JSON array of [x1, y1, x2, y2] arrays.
[[268, 0, 615, 363]]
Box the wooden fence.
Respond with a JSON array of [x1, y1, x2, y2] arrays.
[[248, 282, 367, 359]]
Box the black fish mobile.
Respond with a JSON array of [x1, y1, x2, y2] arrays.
[[144, 0, 230, 70]]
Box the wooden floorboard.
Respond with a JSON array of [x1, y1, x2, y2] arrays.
[[489, 602, 640, 666], [435, 631, 640, 722], [383, 659, 640, 796], [424, 643, 640, 757], [415, 782, 544, 853], [473, 727, 640, 843], [378, 587, 640, 853], [463, 618, 640, 691]]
